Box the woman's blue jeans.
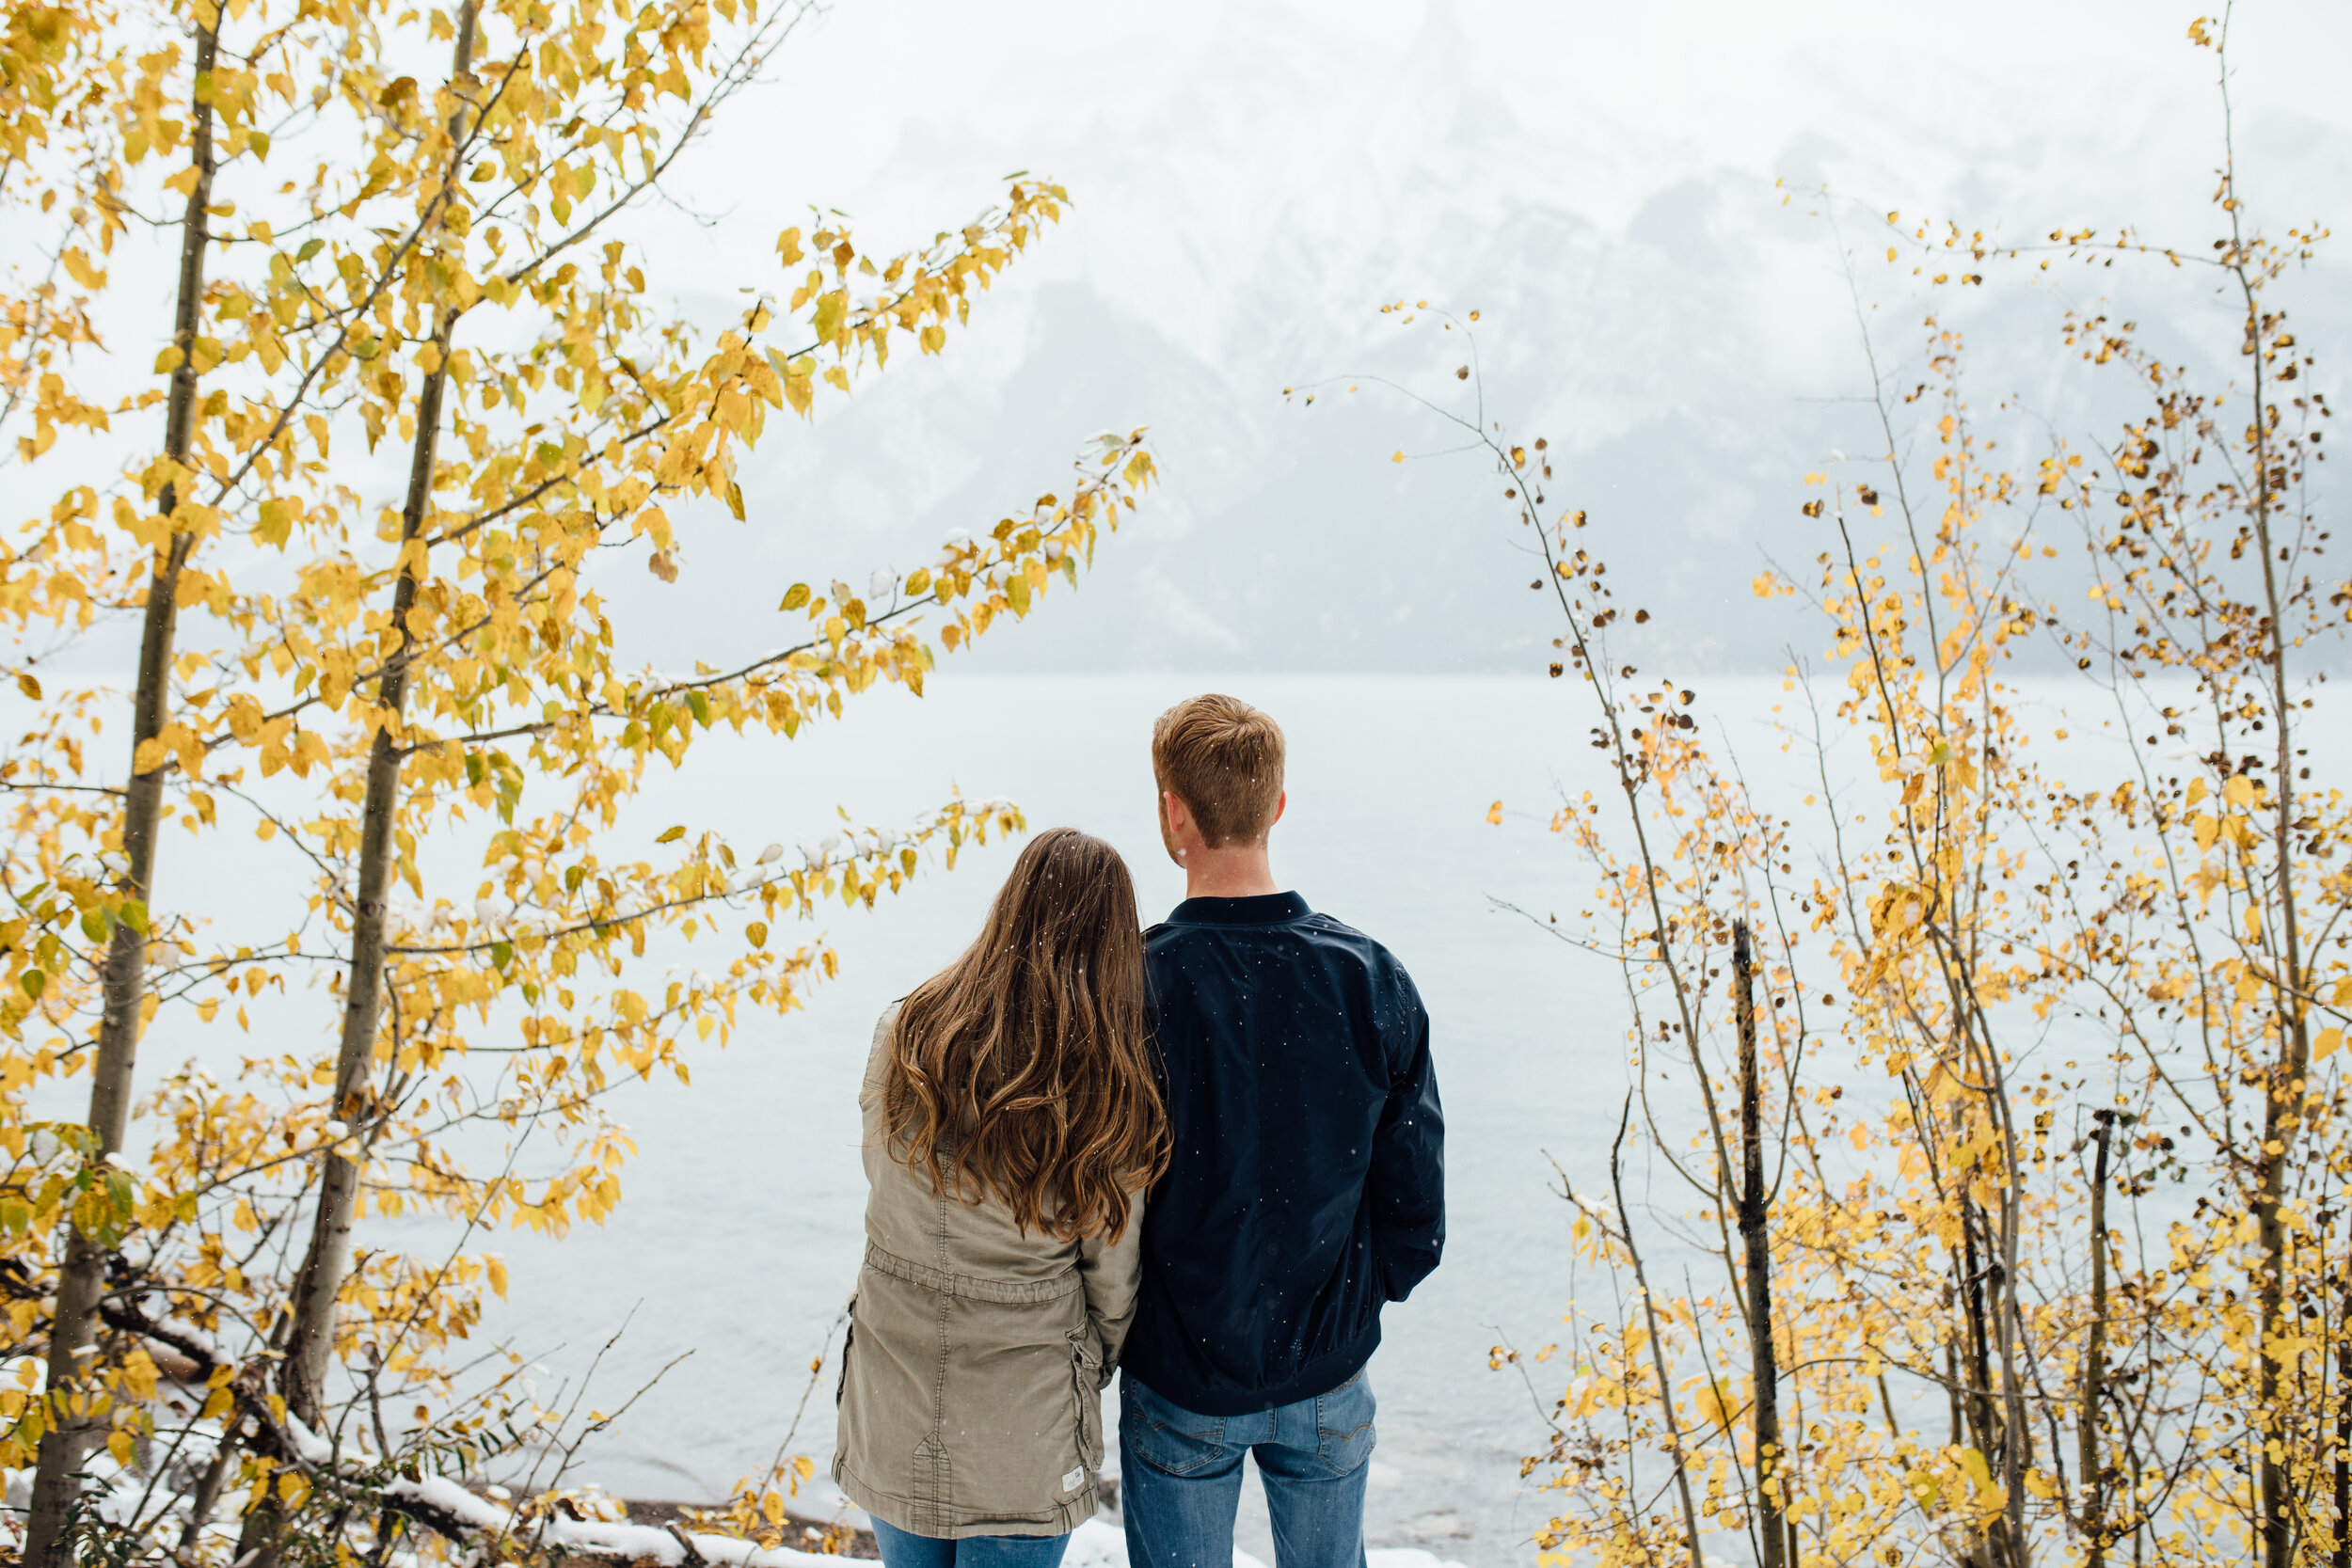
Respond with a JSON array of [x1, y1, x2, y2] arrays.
[[1119, 1370, 1375, 1568], [869, 1516, 1073, 1568]]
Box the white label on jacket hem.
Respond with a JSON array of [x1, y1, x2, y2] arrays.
[[1062, 1466, 1085, 1492]]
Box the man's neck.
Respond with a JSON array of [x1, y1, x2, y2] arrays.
[[1184, 846, 1280, 901]]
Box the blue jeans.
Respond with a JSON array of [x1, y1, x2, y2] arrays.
[[870, 1516, 1073, 1568], [1120, 1370, 1375, 1568]]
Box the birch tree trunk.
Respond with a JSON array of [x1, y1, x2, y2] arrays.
[[278, 2, 477, 1429], [22, 14, 220, 1561], [2081, 1111, 2113, 1568], [1733, 921, 1785, 1568]]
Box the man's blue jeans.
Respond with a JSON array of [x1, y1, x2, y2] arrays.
[[1120, 1370, 1375, 1568], [869, 1517, 1072, 1568]]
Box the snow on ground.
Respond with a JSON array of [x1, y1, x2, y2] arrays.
[[382, 1477, 846, 1568]]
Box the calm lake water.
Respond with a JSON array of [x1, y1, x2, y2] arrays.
[[64, 657, 2347, 1565], [84, 664, 2282, 1564], [456, 671, 1661, 1568]]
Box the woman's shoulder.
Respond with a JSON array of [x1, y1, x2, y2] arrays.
[[861, 1001, 903, 1108]]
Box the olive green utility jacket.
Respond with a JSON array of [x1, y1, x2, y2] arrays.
[[832, 1005, 1140, 1539]]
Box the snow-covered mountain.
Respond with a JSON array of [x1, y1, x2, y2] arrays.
[[608, 0, 2350, 673]]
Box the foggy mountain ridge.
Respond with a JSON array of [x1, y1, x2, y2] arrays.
[[632, 22, 1835, 674], [15, 2, 2339, 687], [605, 0, 2346, 679]]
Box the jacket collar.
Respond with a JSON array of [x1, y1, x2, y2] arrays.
[[1165, 891, 1311, 927]]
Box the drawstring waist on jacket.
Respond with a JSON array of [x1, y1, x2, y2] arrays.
[[862, 1241, 1085, 1306]]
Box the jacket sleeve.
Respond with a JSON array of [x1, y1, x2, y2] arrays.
[[1077, 1197, 1144, 1385], [860, 1004, 897, 1112], [1368, 975, 1444, 1302]]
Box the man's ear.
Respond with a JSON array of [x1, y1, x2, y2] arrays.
[[1270, 790, 1287, 828]]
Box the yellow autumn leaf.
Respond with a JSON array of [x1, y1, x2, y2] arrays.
[[119, 1348, 159, 1400], [0, 4, 1149, 1538]]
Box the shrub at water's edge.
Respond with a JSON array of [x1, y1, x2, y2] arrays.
[[1328, 14, 2339, 1566]]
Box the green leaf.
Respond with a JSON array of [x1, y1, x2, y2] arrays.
[[490, 941, 515, 971], [20, 971, 44, 1001], [296, 237, 325, 262]]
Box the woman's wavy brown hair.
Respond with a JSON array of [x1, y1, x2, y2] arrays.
[[882, 827, 1167, 1243]]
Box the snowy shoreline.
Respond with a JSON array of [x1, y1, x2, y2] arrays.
[[603, 1506, 1467, 1568], [607, 1492, 1470, 1568]]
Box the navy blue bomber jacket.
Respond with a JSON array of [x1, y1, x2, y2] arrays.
[[1121, 892, 1445, 1417]]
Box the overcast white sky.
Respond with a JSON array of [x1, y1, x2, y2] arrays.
[[570, 0, 2348, 673], [27, 2, 2347, 674], [695, 0, 2349, 242]]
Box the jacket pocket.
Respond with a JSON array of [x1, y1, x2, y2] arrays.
[[834, 1293, 856, 1408], [1071, 1345, 1104, 1471]]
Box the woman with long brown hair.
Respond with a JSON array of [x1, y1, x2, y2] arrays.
[[832, 828, 1167, 1567]]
